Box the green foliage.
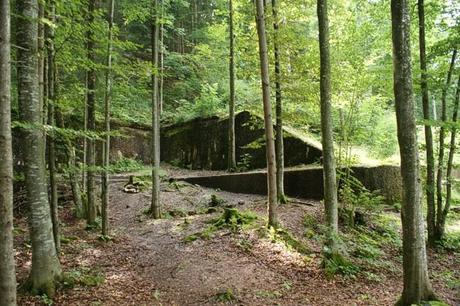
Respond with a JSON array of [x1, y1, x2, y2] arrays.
[[62, 268, 105, 288], [322, 250, 360, 279], [236, 153, 252, 172], [40, 294, 54, 306], [111, 157, 146, 173], [184, 209, 257, 242], [338, 170, 385, 227], [215, 288, 237, 303]]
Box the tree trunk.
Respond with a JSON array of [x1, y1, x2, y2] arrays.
[[435, 49, 457, 241], [38, 3, 45, 125], [390, 0, 435, 304], [101, 0, 115, 237], [55, 109, 85, 217], [159, 1, 164, 115], [418, 0, 436, 247], [0, 0, 17, 303], [255, 0, 278, 227], [441, 75, 460, 239], [150, 0, 161, 219], [272, 0, 286, 204], [17, 0, 62, 296], [86, 0, 98, 226], [46, 0, 60, 253], [228, 0, 237, 171], [317, 0, 338, 248]]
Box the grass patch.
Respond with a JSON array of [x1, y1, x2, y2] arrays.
[[62, 268, 105, 288], [183, 208, 258, 243], [214, 288, 237, 303]]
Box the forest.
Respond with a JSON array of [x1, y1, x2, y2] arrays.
[[0, 0, 459, 305]]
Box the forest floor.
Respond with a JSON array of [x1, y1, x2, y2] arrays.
[[15, 166, 460, 305]]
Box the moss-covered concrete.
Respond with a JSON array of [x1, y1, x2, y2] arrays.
[[180, 165, 402, 204], [110, 111, 323, 170]]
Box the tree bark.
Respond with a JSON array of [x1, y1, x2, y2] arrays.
[[17, 0, 62, 296], [441, 75, 460, 239], [150, 0, 161, 219], [46, 0, 60, 253], [390, 0, 435, 304], [101, 0, 115, 237], [228, 0, 237, 171], [159, 1, 164, 115], [435, 49, 457, 241], [55, 109, 85, 217], [86, 0, 98, 226], [418, 0, 436, 247], [317, 0, 338, 247], [255, 0, 278, 227], [272, 0, 286, 203], [0, 0, 17, 303]]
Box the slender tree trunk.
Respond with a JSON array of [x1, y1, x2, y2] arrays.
[[255, 0, 278, 227], [82, 72, 87, 200], [441, 75, 460, 239], [272, 0, 286, 203], [159, 1, 164, 115], [0, 0, 17, 303], [46, 0, 60, 253], [55, 109, 85, 217], [81, 72, 88, 203], [435, 49, 457, 241], [228, 0, 237, 171], [17, 0, 62, 296], [418, 0, 436, 247], [317, 0, 338, 248], [390, 0, 435, 304], [86, 0, 98, 226], [101, 0, 115, 237], [150, 0, 161, 219]]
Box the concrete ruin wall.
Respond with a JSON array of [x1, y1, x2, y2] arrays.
[[181, 165, 402, 204], [110, 111, 323, 170]]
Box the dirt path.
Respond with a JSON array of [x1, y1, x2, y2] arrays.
[[16, 171, 459, 305]]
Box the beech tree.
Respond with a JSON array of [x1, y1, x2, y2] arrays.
[[317, 0, 338, 250], [228, 0, 236, 171], [17, 0, 61, 295], [0, 0, 17, 303], [255, 0, 278, 227], [272, 0, 286, 204], [46, 0, 60, 252], [86, 0, 98, 226], [435, 49, 457, 241], [418, 0, 436, 247], [101, 0, 115, 236], [150, 0, 162, 219], [390, 0, 435, 304]]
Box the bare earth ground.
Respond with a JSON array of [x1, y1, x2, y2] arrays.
[[16, 167, 460, 305]]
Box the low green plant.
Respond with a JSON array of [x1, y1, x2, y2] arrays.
[[62, 268, 105, 288], [111, 157, 145, 173], [338, 170, 385, 227], [40, 294, 54, 306], [184, 209, 257, 242], [322, 249, 359, 279], [215, 288, 237, 303], [236, 153, 252, 172]]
